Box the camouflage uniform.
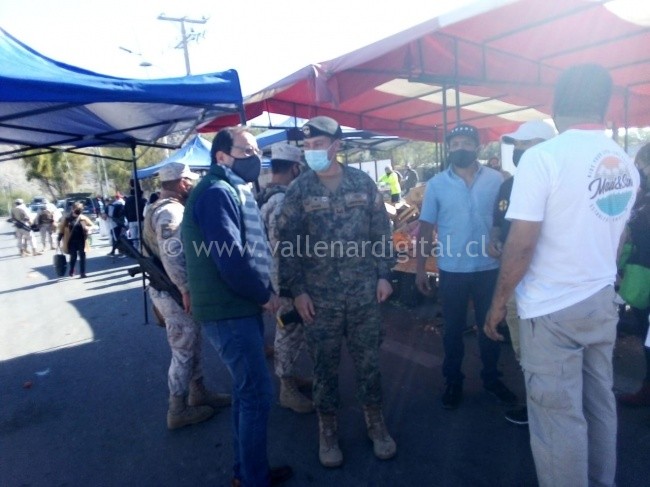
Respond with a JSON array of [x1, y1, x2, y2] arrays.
[[143, 198, 202, 396], [11, 203, 37, 255], [258, 184, 308, 379], [277, 165, 395, 413]]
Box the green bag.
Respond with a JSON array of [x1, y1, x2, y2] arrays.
[[619, 263, 650, 310], [618, 242, 633, 270]]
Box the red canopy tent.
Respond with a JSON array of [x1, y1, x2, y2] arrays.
[[201, 0, 650, 143]]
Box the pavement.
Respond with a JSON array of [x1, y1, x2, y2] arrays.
[[1, 219, 650, 487]]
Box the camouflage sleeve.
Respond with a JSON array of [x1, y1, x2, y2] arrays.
[[369, 182, 396, 280], [261, 192, 284, 249], [276, 184, 307, 297], [153, 203, 189, 293]]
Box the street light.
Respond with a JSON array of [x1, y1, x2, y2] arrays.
[[118, 46, 153, 70]]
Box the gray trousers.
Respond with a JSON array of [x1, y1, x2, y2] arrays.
[[520, 285, 618, 487], [505, 293, 520, 361]]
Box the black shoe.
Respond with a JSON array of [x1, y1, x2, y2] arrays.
[[270, 465, 293, 486], [504, 406, 528, 425], [485, 380, 517, 405], [80, 274, 87, 279], [441, 383, 463, 410]]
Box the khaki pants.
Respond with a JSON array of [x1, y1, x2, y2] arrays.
[[15, 228, 36, 253], [39, 224, 55, 250], [520, 286, 618, 487], [505, 294, 520, 361], [148, 288, 203, 396]]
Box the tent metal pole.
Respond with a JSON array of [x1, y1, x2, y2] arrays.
[[624, 87, 629, 153], [132, 144, 148, 325], [442, 85, 448, 169], [454, 84, 461, 125]]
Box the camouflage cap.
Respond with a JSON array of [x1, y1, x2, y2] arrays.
[[159, 162, 199, 182], [301, 116, 342, 140], [271, 143, 302, 163]]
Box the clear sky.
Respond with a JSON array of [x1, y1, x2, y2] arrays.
[[0, 0, 477, 96]]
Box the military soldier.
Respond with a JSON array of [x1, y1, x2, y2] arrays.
[[11, 199, 38, 256], [143, 161, 231, 430], [276, 116, 397, 468], [258, 143, 313, 414]]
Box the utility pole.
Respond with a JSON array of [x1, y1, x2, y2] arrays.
[[157, 14, 207, 75]]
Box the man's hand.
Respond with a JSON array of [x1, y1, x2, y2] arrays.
[[376, 278, 393, 303], [182, 291, 192, 314], [416, 269, 433, 296], [262, 294, 281, 315], [483, 305, 507, 342], [294, 293, 315, 324], [487, 239, 503, 258]]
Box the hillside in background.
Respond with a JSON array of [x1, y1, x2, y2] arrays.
[[0, 153, 100, 216]]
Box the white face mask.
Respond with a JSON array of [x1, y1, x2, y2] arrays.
[[304, 150, 331, 172], [303, 141, 334, 172]]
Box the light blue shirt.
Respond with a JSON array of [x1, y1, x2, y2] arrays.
[[419, 165, 502, 273]]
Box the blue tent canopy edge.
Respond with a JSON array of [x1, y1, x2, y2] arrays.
[[0, 27, 245, 161]]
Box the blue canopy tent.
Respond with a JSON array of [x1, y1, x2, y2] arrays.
[[136, 135, 212, 179], [0, 28, 244, 161], [0, 27, 245, 322], [137, 134, 275, 180]]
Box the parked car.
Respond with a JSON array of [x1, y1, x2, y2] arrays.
[[30, 196, 48, 213], [64, 193, 103, 220]]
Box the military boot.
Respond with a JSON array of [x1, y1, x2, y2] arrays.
[[167, 394, 214, 430], [363, 406, 396, 460], [188, 378, 232, 409], [280, 377, 314, 413], [318, 413, 343, 468]]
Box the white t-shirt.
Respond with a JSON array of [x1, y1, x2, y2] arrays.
[[506, 128, 639, 319]]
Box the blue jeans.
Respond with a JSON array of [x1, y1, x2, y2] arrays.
[[438, 269, 500, 386], [203, 315, 272, 487]]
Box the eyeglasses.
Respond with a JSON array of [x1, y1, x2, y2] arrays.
[[230, 145, 262, 157]]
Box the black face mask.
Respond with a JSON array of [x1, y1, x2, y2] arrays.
[[512, 148, 526, 167], [231, 155, 261, 183], [447, 149, 477, 168]]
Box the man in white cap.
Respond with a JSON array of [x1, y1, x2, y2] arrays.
[[257, 143, 313, 414], [487, 120, 556, 426], [143, 161, 231, 430]]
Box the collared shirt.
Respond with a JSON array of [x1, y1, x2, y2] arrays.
[[419, 164, 502, 273]]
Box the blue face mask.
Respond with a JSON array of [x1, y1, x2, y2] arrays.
[[304, 143, 334, 172]]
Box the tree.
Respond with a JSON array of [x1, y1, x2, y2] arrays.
[[24, 151, 90, 201], [93, 145, 168, 196]]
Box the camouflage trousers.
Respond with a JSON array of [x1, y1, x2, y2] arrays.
[[305, 301, 383, 414], [148, 288, 203, 396], [39, 224, 56, 250], [15, 228, 36, 253], [274, 298, 309, 378]]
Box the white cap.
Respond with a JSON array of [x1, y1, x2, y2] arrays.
[[271, 143, 302, 164], [501, 121, 556, 145], [158, 162, 199, 182]]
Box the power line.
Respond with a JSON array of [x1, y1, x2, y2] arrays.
[[157, 14, 208, 75]]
